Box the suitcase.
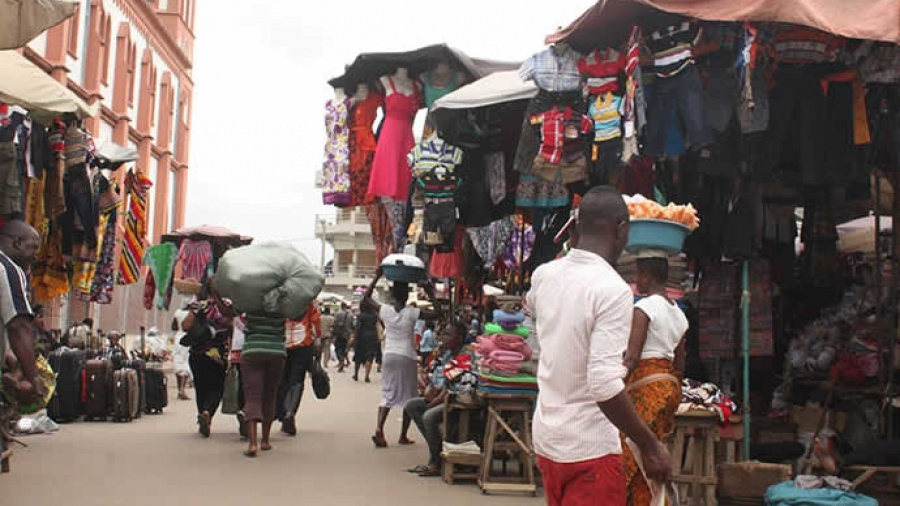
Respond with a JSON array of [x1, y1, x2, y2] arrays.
[[47, 349, 85, 423], [143, 367, 168, 414], [123, 359, 146, 418], [113, 369, 139, 422], [83, 359, 111, 421]]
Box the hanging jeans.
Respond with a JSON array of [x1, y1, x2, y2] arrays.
[[189, 353, 227, 419], [646, 65, 711, 157], [275, 345, 316, 421], [423, 198, 456, 253]]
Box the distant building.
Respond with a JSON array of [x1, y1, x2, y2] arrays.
[[316, 208, 381, 298]]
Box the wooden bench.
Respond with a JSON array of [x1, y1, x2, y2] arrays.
[[442, 452, 482, 485], [845, 465, 900, 489], [440, 395, 482, 485], [670, 411, 721, 506], [478, 393, 537, 496]]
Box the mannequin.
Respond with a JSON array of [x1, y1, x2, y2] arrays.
[[353, 83, 370, 103], [334, 87, 347, 102], [381, 67, 416, 97]]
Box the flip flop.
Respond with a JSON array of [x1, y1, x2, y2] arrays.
[[418, 467, 441, 477], [407, 465, 430, 473]]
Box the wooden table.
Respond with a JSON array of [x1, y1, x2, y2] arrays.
[[477, 392, 538, 496], [670, 411, 723, 506]]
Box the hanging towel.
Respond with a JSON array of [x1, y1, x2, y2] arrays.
[[143, 243, 178, 309], [178, 239, 212, 281], [117, 170, 153, 285]]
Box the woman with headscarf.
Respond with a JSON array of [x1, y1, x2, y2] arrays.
[[362, 267, 438, 448]]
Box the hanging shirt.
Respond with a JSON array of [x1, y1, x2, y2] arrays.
[[578, 48, 624, 95], [177, 239, 212, 281], [588, 93, 624, 142], [519, 45, 583, 92], [410, 137, 464, 199], [773, 24, 844, 65], [645, 21, 702, 78], [530, 107, 593, 164]]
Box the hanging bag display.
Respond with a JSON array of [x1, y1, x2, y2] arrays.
[[221, 365, 241, 415]]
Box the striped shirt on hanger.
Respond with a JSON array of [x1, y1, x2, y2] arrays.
[[645, 21, 702, 78]]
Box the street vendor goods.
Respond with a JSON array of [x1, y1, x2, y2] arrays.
[[625, 194, 700, 230], [214, 243, 324, 319]]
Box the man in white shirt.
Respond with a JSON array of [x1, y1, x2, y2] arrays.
[[526, 187, 670, 506]]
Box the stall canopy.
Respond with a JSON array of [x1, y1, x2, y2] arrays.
[[328, 44, 519, 90], [547, 0, 900, 51], [0, 0, 79, 50], [431, 70, 537, 112], [0, 50, 97, 120], [161, 225, 253, 249], [837, 216, 893, 254]]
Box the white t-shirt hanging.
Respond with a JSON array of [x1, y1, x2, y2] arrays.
[[379, 305, 421, 361], [635, 294, 688, 360]]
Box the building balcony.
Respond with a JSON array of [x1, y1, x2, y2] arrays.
[[324, 265, 380, 288], [317, 209, 371, 238]]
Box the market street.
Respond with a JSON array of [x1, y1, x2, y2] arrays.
[[5, 369, 544, 506]]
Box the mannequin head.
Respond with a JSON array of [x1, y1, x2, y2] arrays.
[[354, 83, 369, 100], [333, 87, 347, 101]]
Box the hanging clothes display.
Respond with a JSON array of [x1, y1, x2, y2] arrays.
[[410, 137, 464, 252], [467, 217, 516, 267], [178, 239, 212, 281], [430, 225, 466, 279], [31, 223, 68, 302], [117, 170, 153, 285], [365, 202, 394, 266], [348, 92, 384, 207], [89, 206, 118, 304], [368, 78, 419, 201], [143, 243, 178, 310], [322, 97, 353, 206]]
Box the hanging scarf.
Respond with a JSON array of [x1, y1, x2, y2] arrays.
[[467, 217, 516, 267], [90, 207, 118, 304], [178, 239, 212, 281], [142, 243, 178, 310], [117, 170, 152, 285]]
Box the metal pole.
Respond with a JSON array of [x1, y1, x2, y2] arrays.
[[319, 218, 327, 275], [741, 260, 751, 461]]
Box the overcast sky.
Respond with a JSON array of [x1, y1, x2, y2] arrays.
[[186, 0, 592, 264]]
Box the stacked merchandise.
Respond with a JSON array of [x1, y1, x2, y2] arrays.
[[474, 311, 538, 396], [678, 378, 738, 422]]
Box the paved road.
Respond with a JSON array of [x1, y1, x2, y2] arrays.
[[6, 365, 544, 506]]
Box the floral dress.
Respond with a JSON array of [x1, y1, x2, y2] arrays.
[[322, 97, 352, 206], [349, 92, 384, 206]]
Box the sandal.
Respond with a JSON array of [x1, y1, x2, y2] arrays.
[[418, 466, 441, 477], [398, 437, 415, 446], [407, 465, 430, 474]]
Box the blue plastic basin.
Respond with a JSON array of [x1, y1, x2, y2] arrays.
[[626, 219, 691, 253]]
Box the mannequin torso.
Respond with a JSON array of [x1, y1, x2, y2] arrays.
[[381, 68, 416, 97], [353, 83, 370, 104]]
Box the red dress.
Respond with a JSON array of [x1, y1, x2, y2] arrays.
[[348, 92, 384, 207], [367, 78, 420, 201]]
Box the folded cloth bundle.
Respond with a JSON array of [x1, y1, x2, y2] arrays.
[[482, 350, 525, 373], [475, 335, 533, 360], [442, 441, 481, 456], [493, 309, 526, 330], [484, 322, 530, 338]]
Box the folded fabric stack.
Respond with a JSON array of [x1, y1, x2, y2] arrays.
[[442, 440, 482, 458], [678, 378, 737, 422], [474, 333, 538, 395]]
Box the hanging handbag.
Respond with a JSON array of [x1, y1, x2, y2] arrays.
[[311, 363, 330, 400], [221, 365, 241, 415]]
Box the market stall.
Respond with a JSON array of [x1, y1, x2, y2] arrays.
[[321, 10, 900, 502]]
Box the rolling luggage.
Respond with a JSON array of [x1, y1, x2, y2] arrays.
[[113, 369, 139, 422], [143, 367, 168, 414], [83, 359, 111, 421], [123, 359, 146, 418], [46, 348, 85, 423]]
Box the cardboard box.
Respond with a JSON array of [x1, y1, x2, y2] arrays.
[[718, 461, 792, 499]]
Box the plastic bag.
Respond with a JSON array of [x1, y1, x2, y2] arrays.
[[312, 363, 330, 400], [221, 365, 240, 415], [214, 243, 324, 319]]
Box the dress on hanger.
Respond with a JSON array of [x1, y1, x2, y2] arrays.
[[322, 97, 353, 205], [368, 77, 420, 201], [348, 92, 384, 207]]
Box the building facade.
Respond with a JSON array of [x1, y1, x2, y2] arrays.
[[24, 0, 196, 332], [316, 208, 380, 298]]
